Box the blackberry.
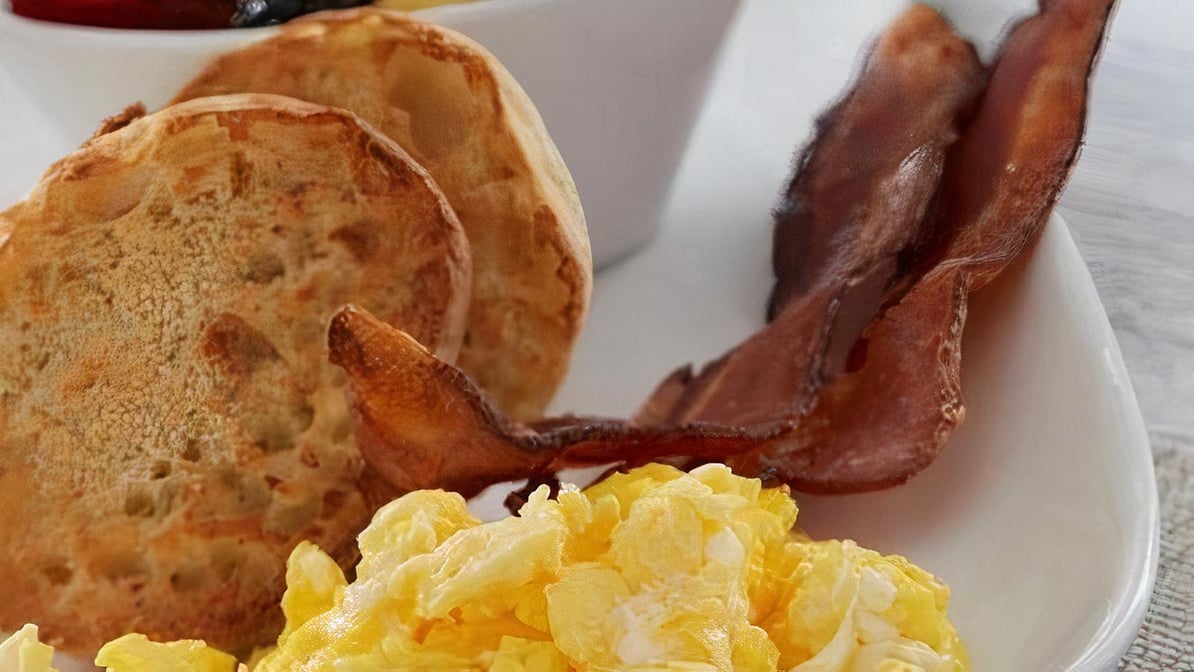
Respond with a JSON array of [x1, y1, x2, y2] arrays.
[[232, 0, 372, 27]]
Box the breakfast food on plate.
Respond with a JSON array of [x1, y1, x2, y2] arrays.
[[0, 625, 55, 671], [0, 8, 592, 657], [0, 0, 1117, 665], [96, 635, 238, 671], [8, 0, 468, 29], [326, 0, 1116, 499], [0, 93, 471, 656], [328, 304, 765, 498], [375, 0, 473, 10], [172, 8, 592, 421], [3, 465, 969, 671], [640, 5, 986, 429], [714, 0, 1121, 493]]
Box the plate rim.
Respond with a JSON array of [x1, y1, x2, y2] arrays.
[[1048, 216, 1160, 670]]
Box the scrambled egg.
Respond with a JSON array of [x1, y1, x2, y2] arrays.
[[94, 636, 238, 672], [0, 626, 54, 672], [375, 0, 476, 10], [2, 464, 967, 671]]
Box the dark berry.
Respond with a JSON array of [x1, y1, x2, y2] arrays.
[[232, 0, 372, 27]]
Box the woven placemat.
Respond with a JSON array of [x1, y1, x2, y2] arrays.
[[1119, 430, 1194, 670]]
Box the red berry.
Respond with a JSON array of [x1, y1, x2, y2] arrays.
[[10, 0, 239, 29]]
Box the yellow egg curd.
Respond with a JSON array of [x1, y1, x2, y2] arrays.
[[5, 464, 967, 671], [374, 0, 476, 10]]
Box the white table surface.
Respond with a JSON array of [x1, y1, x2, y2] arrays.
[[1055, 1, 1194, 668], [0, 0, 1190, 668]]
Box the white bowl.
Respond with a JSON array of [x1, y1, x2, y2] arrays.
[[0, 0, 743, 267]]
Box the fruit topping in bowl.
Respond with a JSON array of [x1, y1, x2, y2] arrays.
[[5, 0, 468, 29], [8, 0, 240, 29], [232, 0, 372, 27]]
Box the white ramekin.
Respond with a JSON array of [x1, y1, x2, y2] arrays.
[[0, 0, 743, 266]]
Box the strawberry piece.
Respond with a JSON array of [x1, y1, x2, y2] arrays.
[[10, 0, 238, 29]]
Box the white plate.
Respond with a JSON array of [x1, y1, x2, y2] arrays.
[[542, 2, 1159, 670], [0, 0, 1158, 670], [554, 205, 1158, 671]]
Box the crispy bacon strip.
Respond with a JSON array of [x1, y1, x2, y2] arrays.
[[656, 6, 984, 427], [332, 0, 1117, 498], [720, 0, 1120, 492], [768, 5, 984, 317], [721, 274, 969, 492], [328, 306, 782, 498]]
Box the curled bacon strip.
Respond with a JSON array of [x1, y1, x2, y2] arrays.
[[655, 5, 984, 427], [722, 0, 1120, 492], [328, 305, 778, 499], [331, 0, 1117, 498]]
